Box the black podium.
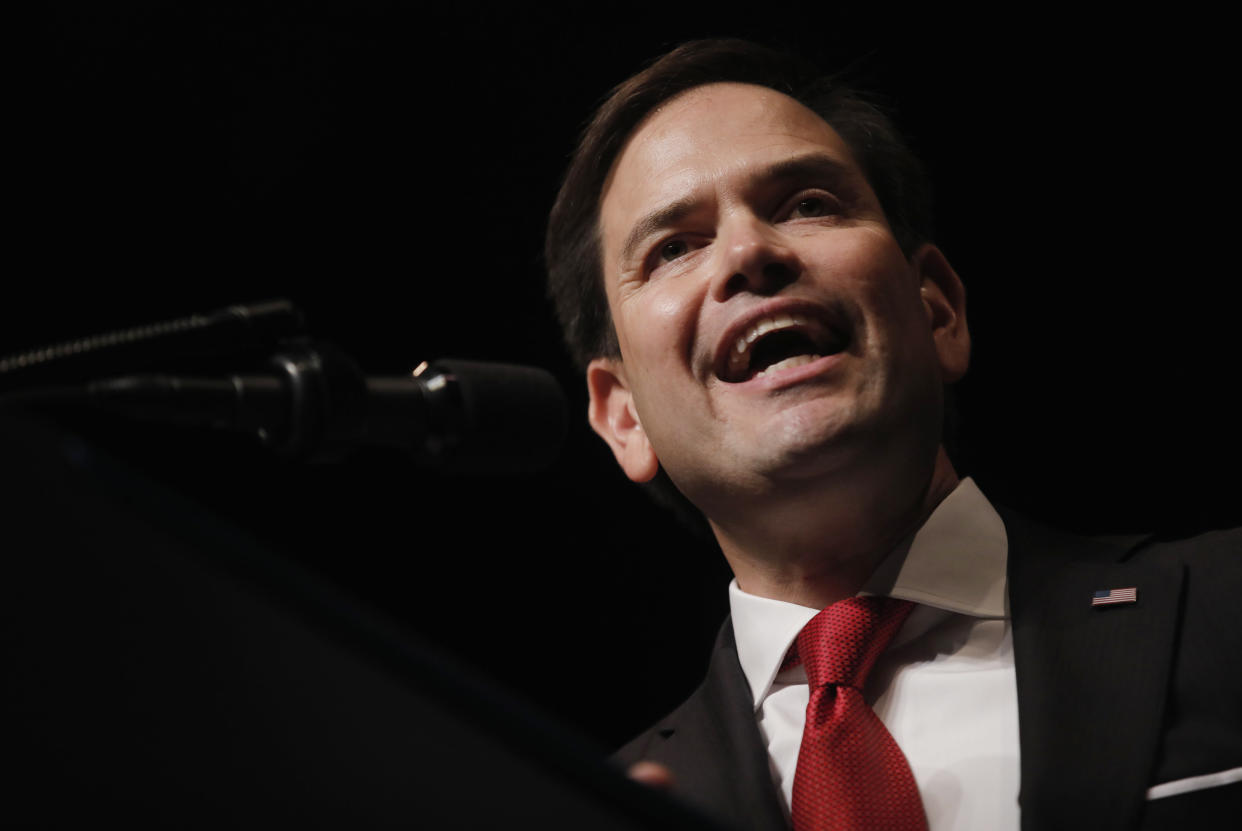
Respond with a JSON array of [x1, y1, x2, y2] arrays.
[[1, 415, 725, 829]]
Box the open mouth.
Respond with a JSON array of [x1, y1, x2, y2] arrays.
[[718, 311, 851, 383]]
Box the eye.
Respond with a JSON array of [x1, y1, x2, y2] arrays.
[[658, 239, 689, 262], [640, 232, 709, 280], [645, 237, 696, 274], [792, 197, 827, 217], [782, 191, 841, 221]]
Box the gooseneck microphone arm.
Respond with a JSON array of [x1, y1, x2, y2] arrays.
[[0, 299, 306, 389]]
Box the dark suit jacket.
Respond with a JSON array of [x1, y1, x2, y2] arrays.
[[615, 511, 1242, 830]]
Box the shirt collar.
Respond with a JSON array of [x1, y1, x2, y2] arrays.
[[728, 477, 1009, 710]]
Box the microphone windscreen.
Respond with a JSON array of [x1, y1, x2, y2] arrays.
[[428, 360, 568, 474]]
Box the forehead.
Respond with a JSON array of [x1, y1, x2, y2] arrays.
[[600, 83, 863, 258]]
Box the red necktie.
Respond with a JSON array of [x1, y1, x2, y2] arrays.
[[789, 596, 927, 831]]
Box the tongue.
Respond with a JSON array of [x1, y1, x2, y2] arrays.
[[754, 353, 821, 378]]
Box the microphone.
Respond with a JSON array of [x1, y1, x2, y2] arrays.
[[79, 341, 568, 474]]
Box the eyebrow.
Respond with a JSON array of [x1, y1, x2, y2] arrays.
[[617, 197, 700, 267], [761, 152, 853, 192], [615, 152, 856, 267]]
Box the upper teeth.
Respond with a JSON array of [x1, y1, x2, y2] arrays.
[[729, 313, 811, 375], [735, 314, 809, 353]]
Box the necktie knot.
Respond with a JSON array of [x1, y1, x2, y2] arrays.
[[790, 595, 926, 831], [794, 596, 914, 690]]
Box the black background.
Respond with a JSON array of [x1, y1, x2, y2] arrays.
[[11, 4, 1239, 752]]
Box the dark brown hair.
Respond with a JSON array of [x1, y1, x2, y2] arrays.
[[544, 38, 934, 371]]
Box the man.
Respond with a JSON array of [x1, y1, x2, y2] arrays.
[[544, 39, 1240, 830]]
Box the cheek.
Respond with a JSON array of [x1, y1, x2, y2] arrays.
[[833, 230, 913, 290], [651, 288, 692, 327], [832, 236, 937, 376], [618, 284, 700, 366]]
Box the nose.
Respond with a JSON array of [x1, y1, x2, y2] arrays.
[[710, 214, 800, 301]]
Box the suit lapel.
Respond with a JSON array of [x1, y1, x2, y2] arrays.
[[647, 620, 789, 831], [1005, 511, 1184, 831]]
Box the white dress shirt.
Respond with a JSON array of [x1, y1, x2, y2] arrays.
[[728, 478, 1021, 830]]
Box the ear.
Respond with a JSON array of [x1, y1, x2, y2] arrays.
[[913, 244, 971, 383], [586, 357, 660, 483]]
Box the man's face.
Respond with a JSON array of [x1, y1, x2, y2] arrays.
[[589, 83, 967, 515]]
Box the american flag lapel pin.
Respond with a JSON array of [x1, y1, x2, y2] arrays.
[[1092, 587, 1138, 607]]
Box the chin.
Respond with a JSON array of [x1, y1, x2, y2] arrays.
[[742, 419, 866, 485], [774, 396, 862, 449], [767, 398, 939, 484]]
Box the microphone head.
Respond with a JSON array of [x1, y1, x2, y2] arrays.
[[425, 360, 568, 475]]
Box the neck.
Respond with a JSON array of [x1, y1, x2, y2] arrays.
[[710, 446, 960, 609]]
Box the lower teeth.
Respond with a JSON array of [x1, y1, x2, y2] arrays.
[[755, 354, 821, 377]]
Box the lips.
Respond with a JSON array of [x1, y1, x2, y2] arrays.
[[714, 303, 852, 383]]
